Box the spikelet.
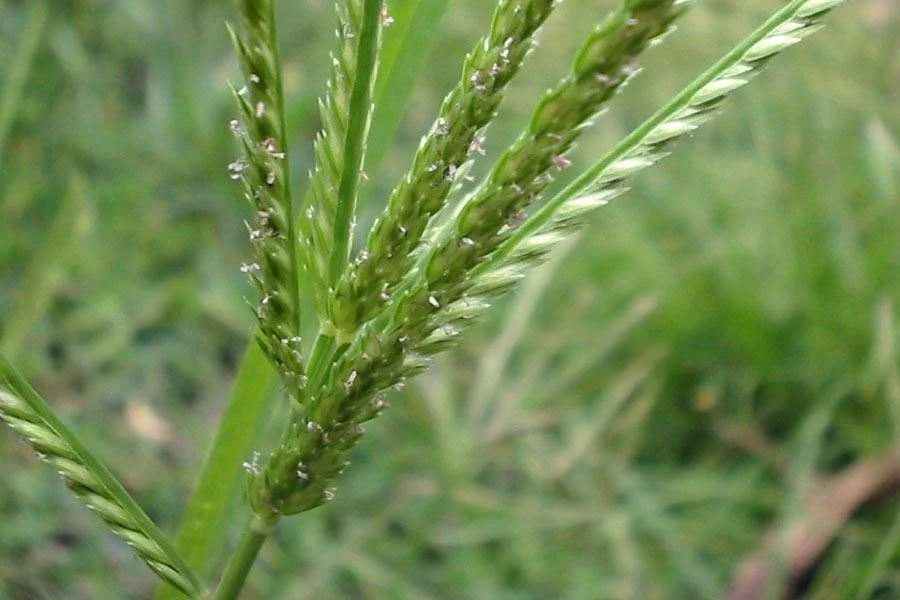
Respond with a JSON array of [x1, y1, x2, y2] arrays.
[[228, 0, 305, 397], [0, 361, 204, 597], [327, 0, 559, 341]]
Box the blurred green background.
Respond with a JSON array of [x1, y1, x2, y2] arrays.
[[1, 0, 898, 598]]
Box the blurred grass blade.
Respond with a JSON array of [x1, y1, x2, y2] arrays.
[[156, 344, 277, 600], [856, 504, 900, 600], [0, 356, 205, 598], [364, 0, 451, 180], [0, 3, 47, 172], [1, 173, 92, 360]]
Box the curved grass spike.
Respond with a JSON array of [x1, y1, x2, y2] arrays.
[[489, 0, 847, 270], [228, 0, 305, 399], [295, 0, 365, 316], [0, 356, 205, 598], [327, 0, 559, 341]]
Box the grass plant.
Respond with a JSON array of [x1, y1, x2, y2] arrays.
[[0, 0, 875, 598]]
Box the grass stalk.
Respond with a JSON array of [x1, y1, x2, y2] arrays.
[[328, 0, 384, 286], [211, 515, 276, 600], [157, 345, 277, 600]]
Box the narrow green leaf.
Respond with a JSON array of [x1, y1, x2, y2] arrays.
[[155, 344, 277, 600]]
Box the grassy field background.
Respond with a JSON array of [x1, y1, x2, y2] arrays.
[[1, 0, 898, 598]]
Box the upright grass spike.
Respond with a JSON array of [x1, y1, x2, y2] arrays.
[[327, 0, 559, 342], [228, 0, 305, 399], [295, 0, 366, 317], [0, 357, 205, 598]]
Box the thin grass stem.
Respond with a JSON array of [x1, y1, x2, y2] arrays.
[[328, 0, 383, 284]]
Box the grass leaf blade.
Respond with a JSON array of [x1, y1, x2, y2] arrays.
[[155, 344, 277, 600]]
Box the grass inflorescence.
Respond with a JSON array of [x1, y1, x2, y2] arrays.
[[0, 0, 856, 597]]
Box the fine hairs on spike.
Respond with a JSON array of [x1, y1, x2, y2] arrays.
[[328, 0, 559, 340], [0, 359, 204, 597], [0, 0, 852, 598]]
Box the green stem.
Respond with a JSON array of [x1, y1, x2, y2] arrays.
[[212, 515, 277, 600], [328, 0, 382, 283]]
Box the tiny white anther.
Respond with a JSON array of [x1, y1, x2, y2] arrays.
[[228, 159, 247, 180], [469, 135, 487, 155], [240, 262, 261, 274], [380, 4, 394, 27], [428, 295, 441, 308], [469, 71, 486, 91], [552, 155, 573, 170], [255, 101, 266, 117], [237, 85, 249, 96], [461, 237, 476, 247], [242, 451, 262, 476], [324, 488, 336, 501], [344, 370, 358, 390], [229, 119, 243, 135], [266, 171, 276, 186], [307, 421, 322, 433], [249, 73, 261, 84], [435, 118, 449, 136]]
